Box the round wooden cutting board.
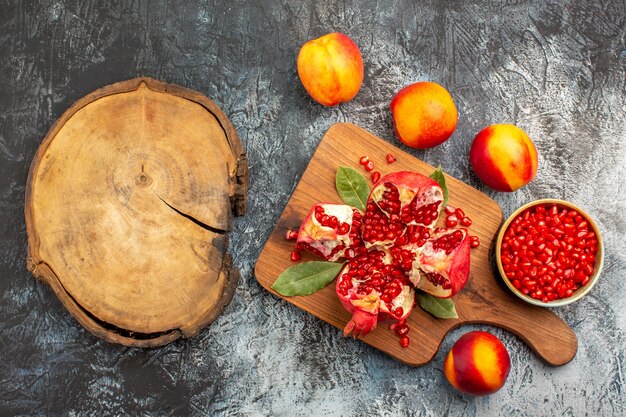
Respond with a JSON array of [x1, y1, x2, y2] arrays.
[[25, 77, 248, 347]]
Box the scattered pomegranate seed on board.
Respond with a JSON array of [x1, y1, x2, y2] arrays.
[[446, 215, 458, 228], [396, 324, 409, 337], [386, 153, 396, 163], [461, 216, 473, 227], [364, 160, 375, 172], [290, 250, 301, 262], [371, 171, 381, 183], [400, 336, 410, 348]]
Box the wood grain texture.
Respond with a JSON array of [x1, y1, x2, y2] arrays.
[[255, 123, 577, 366], [25, 77, 248, 347]]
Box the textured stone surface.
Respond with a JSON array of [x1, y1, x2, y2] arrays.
[[1, 1, 624, 415]]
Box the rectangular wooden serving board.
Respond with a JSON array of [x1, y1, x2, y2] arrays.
[[254, 123, 577, 367]]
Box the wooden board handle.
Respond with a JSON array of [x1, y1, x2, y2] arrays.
[[461, 267, 578, 366]]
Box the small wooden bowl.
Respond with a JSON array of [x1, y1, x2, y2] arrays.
[[495, 199, 604, 307]]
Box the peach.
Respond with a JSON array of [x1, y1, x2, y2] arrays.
[[297, 33, 363, 106], [444, 331, 511, 396], [469, 124, 538, 192], [390, 81, 458, 149]]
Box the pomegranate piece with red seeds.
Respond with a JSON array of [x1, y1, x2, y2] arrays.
[[336, 249, 415, 337], [368, 171, 444, 229], [414, 228, 471, 298], [296, 203, 363, 261]]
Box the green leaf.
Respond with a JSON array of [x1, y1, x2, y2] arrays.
[[416, 292, 458, 319], [429, 165, 449, 209], [271, 261, 344, 296], [335, 166, 370, 210]]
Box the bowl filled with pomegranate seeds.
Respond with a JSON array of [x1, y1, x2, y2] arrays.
[[496, 199, 604, 307]]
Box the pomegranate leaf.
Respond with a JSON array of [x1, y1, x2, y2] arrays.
[[429, 165, 449, 209], [416, 292, 458, 319], [335, 166, 370, 210], [272, 261, 344, 296]]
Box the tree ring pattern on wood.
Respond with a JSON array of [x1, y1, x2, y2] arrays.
[[25, 78, 248, 347]]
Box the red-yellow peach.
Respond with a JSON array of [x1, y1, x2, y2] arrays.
[[444, 331, 511, 396], [297, 33, 363, 106], [390, 81, 458, 149], [469, 124, 538, 192]]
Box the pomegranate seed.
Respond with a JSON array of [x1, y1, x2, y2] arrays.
[[359, 156, 370, 165], [455, 208, 465, 219], [470, 236, 480, 248], [290, 250, 301, 262], [396, 325, 409, 337], [386, 153, 396, 164], [364, 160, 375, 172], [445, 205, 456, 216], [399, 336, 410, 348], [460, 216, 472, 227], [446, 215, 458, 228], [285, 229, 298, 240], [371, 171, 381, 183]]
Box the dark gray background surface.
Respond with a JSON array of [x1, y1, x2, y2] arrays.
[[1, 1, 624, 416]]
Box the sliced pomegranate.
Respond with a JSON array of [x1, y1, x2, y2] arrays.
[[336, 249, 415, 337], [368, 171, 444, 228], [296, 203, 363, 261], [293, 169, 473, 346], [414, 228, 470, 298]]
